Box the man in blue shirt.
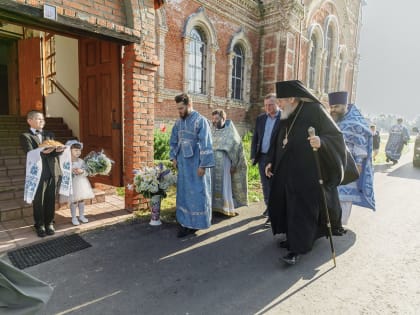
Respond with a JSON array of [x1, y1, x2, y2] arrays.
[[251, 93, 281, 227]]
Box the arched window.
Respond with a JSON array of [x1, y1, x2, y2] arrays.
[[323, 25, 333, 93], [188, 28, 207, 94], [231, 44, 244, 100], [226, 28, 252, 104], [308, 34, 317, 89], [336, 52, 344, 90], [306, 24, 323, 91]]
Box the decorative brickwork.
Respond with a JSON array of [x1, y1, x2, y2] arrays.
[[1, 0, 364, 212], [122, 1, 159, 211]]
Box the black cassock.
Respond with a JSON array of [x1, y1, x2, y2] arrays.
[[267, 101, 346, 254]]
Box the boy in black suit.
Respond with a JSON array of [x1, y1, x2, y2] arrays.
[[20, 110, 64, 237]]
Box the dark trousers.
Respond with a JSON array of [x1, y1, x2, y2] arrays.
[[33, 176, 56, 228], [258, 154, 271, 206]]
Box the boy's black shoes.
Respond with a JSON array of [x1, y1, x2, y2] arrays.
[[46, 224, 55, 235], [35, 226, 46, 238]]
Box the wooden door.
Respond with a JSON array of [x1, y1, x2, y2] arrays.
[[18, 37, 43, 116], [79, 39, 122, 186]]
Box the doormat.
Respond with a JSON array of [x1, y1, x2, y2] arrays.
[[7, 234, 92, 269]]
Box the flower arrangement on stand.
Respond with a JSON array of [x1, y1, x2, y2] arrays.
[[84, 150, 114, 176], [133, 163, 177, 226]]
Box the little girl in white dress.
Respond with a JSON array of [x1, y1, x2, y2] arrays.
[[64, 140, 95, 225]]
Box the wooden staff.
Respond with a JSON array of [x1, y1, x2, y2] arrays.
[[308, 126, 336, 267]]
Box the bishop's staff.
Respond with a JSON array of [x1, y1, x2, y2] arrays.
[[308, 126, 336, 267]]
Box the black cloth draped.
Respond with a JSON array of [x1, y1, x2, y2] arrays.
[[266, 102, 346, 254]]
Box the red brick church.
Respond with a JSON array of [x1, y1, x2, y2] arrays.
[[0, 0, 364, 216]]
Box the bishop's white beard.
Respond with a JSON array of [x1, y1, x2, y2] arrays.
[[280, 103, 296, 120]]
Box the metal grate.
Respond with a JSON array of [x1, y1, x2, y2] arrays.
[[7, 234, 91, 269]]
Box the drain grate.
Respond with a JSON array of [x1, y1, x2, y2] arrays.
[[7, 234, 92, 269]]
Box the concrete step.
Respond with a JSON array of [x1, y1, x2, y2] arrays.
[[0, 146, 24, 156], [0, 121, 69, 129], [0, 187, 23, 201], [0, 188, 107, 222], [0, 137, 73, 147], [0, 175, 25, 188], [0, 199, 33, 221], [0, 115, 64, 124], [0, 164, 25, 177], [0, 138, 20, 146], [0, 155, 26, 167], [56, 189, 106, 210], [0, 115, 26, 123], [0, 129, 73, 138]]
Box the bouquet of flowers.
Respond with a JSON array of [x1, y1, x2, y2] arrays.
[[133, 163, 177, 199], [84, 150, 114, 176]]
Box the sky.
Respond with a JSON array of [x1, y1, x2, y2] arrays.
[[356, 0, 420, 119]]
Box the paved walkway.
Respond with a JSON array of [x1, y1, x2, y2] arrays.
[[0, 195, 132, 254]]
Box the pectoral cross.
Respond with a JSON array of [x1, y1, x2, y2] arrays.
[[282, 136, 288, 148]]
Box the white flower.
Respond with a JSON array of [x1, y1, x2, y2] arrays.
[[132, 164, 177, 198]]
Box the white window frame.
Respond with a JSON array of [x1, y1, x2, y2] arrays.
[[227, 28, 253, 103], [306, 24, 324, 92], [182, 7, 218, 97], [322, 16, 339, 93]]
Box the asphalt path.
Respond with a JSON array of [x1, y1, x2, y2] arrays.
[[4, 145, 420, 314]]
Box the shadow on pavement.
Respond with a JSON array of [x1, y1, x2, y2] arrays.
[[373, 163, 393, 173], [385, 162, 420, 181], [22, 213, 356, 315]]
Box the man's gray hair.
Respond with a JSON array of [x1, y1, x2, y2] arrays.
[[264, 93, 277, 100]]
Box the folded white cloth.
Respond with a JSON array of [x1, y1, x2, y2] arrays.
[[24, 146, 73, 203], [59, 146, 72, 197], [23, 148, 44, 204]]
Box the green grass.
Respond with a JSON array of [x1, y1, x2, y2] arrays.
[[132, 130, 263, 222], [115, 186, 125, 197], [134, 186, 177, 223]]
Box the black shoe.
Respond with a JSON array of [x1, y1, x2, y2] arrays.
[[45, 224, 55, 235], [332, 226, 347, 236], [35, 226, 46, 238], [386, 157, 390, 163], [263, 218, 271, 228], [177, 227, 189, 238], [177, 226, 197, 238], [262, 209, 268, 218], [278, 239, 289, 249], [392, 159, 398, 165], [281, 252, 300, 265]]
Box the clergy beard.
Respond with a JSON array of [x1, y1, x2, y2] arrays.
[[280, 103, 297, 120], [179, 109, 190, 119], [331, 112, 345, 122], [215, 121, 225, 129]]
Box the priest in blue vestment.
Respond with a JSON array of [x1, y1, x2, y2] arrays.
[[170, 93, 215, 237], [385, 118, 410, 164], [329, 91, 376, 226]]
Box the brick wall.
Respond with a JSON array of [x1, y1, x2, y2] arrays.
[[6, 0, 363, 211], [15, 0, 129, 33], [122, 1, 159, 211], [8, 0, 160, 211], [157, 1, 261, 129]]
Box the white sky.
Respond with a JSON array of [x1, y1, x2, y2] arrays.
[[356, 0, 420, 119]]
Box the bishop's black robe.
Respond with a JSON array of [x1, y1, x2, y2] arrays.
[[266, 101, 346, 254]]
